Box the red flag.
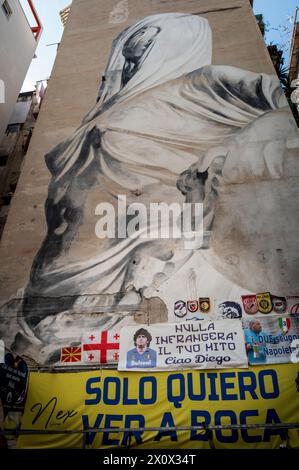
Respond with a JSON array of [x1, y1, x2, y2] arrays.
[[60, 346, 82, 363]]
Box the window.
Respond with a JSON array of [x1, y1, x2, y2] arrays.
[[5, 124, 20, 135], [2, 194, 12, 205], [0, 155, 8, 167], [9, 182, 17, 193], [17, 94, 33, 102], [2, 1, 12, 19]]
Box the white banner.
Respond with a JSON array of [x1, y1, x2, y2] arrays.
[[118, 321, 248, 371]]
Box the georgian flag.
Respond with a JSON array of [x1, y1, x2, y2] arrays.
[[278, 318, 291, 334], [82, 330, 120, 364]]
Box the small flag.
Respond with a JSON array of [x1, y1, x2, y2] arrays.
[[60, 346, 82, 363], [278, 317, 291, 334], [82, 330, 120, 364]]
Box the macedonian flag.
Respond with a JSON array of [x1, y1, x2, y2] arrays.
[[60, 346, 82, 363]]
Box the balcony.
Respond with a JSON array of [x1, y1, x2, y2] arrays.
[[19, 0, 42, 41]]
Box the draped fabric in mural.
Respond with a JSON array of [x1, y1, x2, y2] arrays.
[[1, 13, 299, 363]]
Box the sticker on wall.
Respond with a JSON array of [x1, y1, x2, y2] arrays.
[[241, 295, 258, 315], [278, 317, 291, 334], [199, 298, 210, 313], [291, 304, 299, 316], [290, 339, 299, 363], [174, 300, 187, 318], [271, 295, 287, 314], [60, 346, 82, 363], [216, 301, 242, 319], [287, 296, 299, 317], [187, 300, 198, 313], [0, 353, 29, 407], [256, 292, 273, 314]]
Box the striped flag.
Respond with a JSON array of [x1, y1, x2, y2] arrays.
[[82, 330, 120, 364], [278, 318, 291, 334], [60, 346, 82, 363]]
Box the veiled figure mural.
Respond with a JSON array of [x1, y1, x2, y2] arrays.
[[1, 13, 299, 363]]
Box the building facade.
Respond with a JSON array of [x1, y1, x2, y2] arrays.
[[289, 7, 299, 84], [0, 0, 299, 450]]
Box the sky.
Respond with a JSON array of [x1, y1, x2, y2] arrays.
[[253, 0, 299, 64], [20, 0, 72, 91], [20, 0, 299, 92]]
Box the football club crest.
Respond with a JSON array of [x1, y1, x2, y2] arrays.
[[278, 317, 291, 334], [187, 300, 198, 313], [271, 295, 287, 314], [174, 300, 187, 318], [291, 303, 299, 317], [241, 295, 258, 315], [287, 296, 299, 317], [199, 298, 210, 313], [216, 301, 242, 319], [256, 292, 273, 314]]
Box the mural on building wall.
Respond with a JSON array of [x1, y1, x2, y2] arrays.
[[1, 13, 299, 364]]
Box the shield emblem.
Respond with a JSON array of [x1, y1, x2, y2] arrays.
[[187, 300, 198, 312], [174, 300, 187, 318], [199, 297, 210, 313], [241, 295, 258, 315], [278, 317, 291, 334], [256, 292, 273, 314], [291, 303, 299, 317], [271, 295, 287, 314], [287, 296, 299, 317]]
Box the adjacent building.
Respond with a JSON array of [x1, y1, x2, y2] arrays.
[[289, 7, 299, 84], [0, 83, 46, 239], [0, 1, 43, 239], [0, 0, 42, 141]]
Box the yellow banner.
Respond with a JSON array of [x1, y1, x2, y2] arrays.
[[17, 364, 299, 449]]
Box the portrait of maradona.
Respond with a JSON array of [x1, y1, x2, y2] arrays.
[[0, 12, 299, 365], [126, 328, 157, 368]]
